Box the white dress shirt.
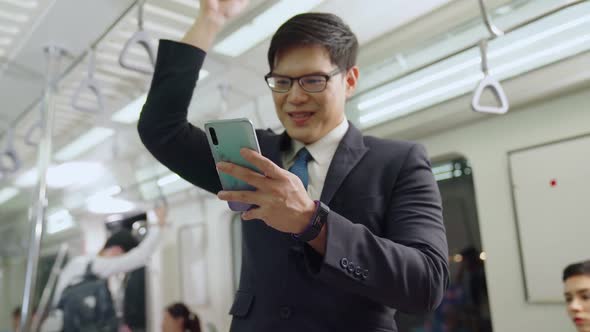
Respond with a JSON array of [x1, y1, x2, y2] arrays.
[[282, 119, 349, 200]]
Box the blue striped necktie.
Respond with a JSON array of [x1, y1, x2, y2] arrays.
[[288, 148, 312, 189]]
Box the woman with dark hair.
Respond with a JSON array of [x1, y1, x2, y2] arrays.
[[162, 303, 201, 332], [563, 260, 590, 332]]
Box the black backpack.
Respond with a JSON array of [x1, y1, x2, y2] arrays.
[[123, 267, 146, 329], [57, 263, 119, 332]]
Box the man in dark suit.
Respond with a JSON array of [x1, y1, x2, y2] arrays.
[[138, 1, 449, 331]]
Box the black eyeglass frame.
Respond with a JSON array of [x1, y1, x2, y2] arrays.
[[264, 68, 342, 93]]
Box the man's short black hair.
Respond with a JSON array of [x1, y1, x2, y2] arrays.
[[267, 12, 358, 72], [563, 260, 590, 281], [103, 229, 139, 253]]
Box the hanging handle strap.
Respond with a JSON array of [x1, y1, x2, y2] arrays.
[[471, 40, 509, 114], [71, 48, 105, 113], [0, 127, 22, 173], [118, 1, 156, 74]]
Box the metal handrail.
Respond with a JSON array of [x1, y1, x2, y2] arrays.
[[18, 44, 66, 332], [30, 244, 69, 332]]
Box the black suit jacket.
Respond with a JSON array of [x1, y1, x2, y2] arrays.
[[138, 40, 449, 332]]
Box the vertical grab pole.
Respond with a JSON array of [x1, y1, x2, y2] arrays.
[[30, 244, 69, 332], [19, 45, 67, 332]]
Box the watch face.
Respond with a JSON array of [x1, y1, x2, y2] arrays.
[[294, 201, 329, 242]]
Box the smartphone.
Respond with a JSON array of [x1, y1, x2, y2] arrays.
[[204, 118, 262, 212]]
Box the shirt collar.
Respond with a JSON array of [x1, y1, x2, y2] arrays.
[[287, 119, 349, 166]]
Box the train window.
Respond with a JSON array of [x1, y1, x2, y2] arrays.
[[397, 157, 493, 332]]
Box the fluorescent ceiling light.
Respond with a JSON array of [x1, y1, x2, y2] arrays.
[[358, 59, 477, 110], [0, 24, 18, 34], [15, 162, 105, 188], [0, 0, 38, 9], [213, 0, 323, 57], [169, 0, 199, 9], [112, 70, 209, 124], [47, 209, 75, 234], [157, 173, 180, 187], [48, 162, 105, 188], [357, 8, 590, 126], [54, 127, 114, 161], [111, 93, 147, 124], [0, 10, 28, 23], [87, 196, 135, 214], [359, 74, 480, 124], [0, 187, 19, 205], [91, 185, 122, 198], [14, 167, 37, 187]]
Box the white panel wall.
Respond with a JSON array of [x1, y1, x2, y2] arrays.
[[418, 88, 590, 332], [509, 135, 590, 303], [150, 194, 236, 332]]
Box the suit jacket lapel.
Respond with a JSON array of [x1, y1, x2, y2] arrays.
[[320, 123, 369, 205], [259, 125, 368, 205]]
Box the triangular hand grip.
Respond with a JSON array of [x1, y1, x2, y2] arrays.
[[24, 120, 42, 146], [0, 129, 21, 173], [71, 78, 105, 113], [118, 30, 156, 75], [471, 75, 509, 114]]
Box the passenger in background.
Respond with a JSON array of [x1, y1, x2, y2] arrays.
[[6, 306, 20, 332], [162, 303, 201, 332], [41, 207, 167, 332], [563, 260, 590, 332], [7, 305, 40, 332]]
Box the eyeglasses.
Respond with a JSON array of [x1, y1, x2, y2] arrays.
[[264, 68, 341, 93]]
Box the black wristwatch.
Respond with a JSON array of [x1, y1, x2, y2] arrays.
[[293, 200, 330, 242]]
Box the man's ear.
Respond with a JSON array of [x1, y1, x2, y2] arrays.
[[345, 66, 360, 99]]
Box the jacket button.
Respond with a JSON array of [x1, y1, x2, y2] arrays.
[[279, 306, 292, 320], [340, 258, 349, 269], [362, 269, 369, 279], [347, 263, 356, 273], [354, 266, 363, 278]]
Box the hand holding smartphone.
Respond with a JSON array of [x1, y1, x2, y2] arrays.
[[204, 118, 261, 211]]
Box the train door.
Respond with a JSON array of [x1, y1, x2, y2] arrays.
[[396, 157, 493, 332]]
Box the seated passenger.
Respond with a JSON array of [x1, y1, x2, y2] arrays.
[[41, 207, 167, 332], [162, 302, 201, 332], [563, 260, 590, 332]]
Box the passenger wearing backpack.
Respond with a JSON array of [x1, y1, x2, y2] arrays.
[[40, 207, 167, 332]]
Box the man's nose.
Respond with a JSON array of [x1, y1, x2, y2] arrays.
[[287, 81, 309, 104], [568, 298, 583, 312]]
